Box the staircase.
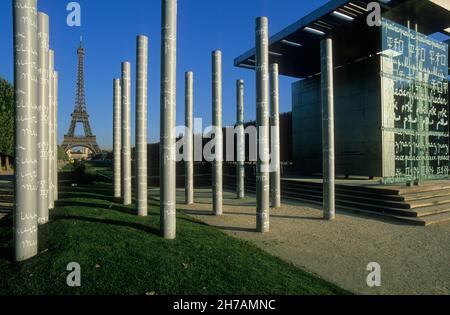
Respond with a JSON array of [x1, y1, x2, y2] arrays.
[[0, 189, 13, 220], [224, 175, 450, 226]]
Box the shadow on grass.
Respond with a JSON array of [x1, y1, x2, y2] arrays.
[[55, 200, 159, 218], [58, 192, 117, 203], [59, 187, 114, 196], [51, 214, 160, 236], [56, 200, 137, 216]]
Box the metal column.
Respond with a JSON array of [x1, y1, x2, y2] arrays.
[[236, 79, 245, 199], [48, 50, 54, 210], [212, 50, 223, 216], [255, 17, 270, 232], [270, 63, 281, 209], [160, 0, 177, 239], [136, 35, 148, 216], [321, 38, 336, 221], [113, 79, 121, 199], [121, 62, 132, 206], [13, 0, 39, 261], [185, 71, 194, 205], [53, 70, 58, 201], [37, 12, 49, 224]]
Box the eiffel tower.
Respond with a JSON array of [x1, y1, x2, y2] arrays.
[[62, 37, 101, 155]]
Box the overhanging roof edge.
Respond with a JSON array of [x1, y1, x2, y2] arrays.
[[233, 0, 351, 67]]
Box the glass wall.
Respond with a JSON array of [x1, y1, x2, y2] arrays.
[[381, 18, 449, 184]]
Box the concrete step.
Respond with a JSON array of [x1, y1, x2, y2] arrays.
[[280, 181, 404, 200], [281, 186, 411, 209], [335, 199, 417, 217], [278, 194, 424, 224], [336, 205, 426, 226], [402, 188, 450, 202], [225, 179, 450, 225], [413, 203, 450, 217], [261, 190, 416, 217], [277, 195, 445, 226], [279, 183, 450, 208], [282, 178, 402, 196], [231, 183, 412, 212], [409, 195, 450, 209], [416, 212, 450, 226], [0, 202, 13, 214], [396, 183, 450, 195], [0, 194, 13, 202]]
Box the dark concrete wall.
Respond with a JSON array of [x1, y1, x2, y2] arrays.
[[292, 56, 382, 177]]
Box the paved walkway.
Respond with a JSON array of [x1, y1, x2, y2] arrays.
[[150, 188, 450, 295]]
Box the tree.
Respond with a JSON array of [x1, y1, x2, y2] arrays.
[[0, 78, 14, 161], [58, 145, 68, 161]]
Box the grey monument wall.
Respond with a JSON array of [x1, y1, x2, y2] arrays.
[[292, 56, 382, 177]]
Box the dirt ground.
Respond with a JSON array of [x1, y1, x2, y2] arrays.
[[150, 188, 450, 295]]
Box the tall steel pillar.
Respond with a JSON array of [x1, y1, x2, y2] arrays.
[[255, 17, 270, 233], [53, 70, 58, 201], [136, 35, 148, 216], [37, 12, 49, 224], [160, 0, 177, 239], [185, 71, 194, 205], [212, 50, 223, 216], [236, 79, 245, 199], [13, 0, 39, 261], [121, 62, 132, 206], [113, 79, 122, 199], [270, 63, 281, 209], [321, 38, 336, 221], [48, 50, 54, 210]]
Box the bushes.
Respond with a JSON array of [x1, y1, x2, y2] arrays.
[[0, 78, 13, 158]]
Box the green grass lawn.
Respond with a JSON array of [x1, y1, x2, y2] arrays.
[[0, 162, 349, 295]]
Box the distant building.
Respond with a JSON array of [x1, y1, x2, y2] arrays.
[[67, 147, 91, 161]]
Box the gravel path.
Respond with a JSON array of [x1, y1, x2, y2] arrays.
[[150, 188, 450, 295]]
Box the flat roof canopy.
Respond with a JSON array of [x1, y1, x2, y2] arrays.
[[234, 0, 450, 78]]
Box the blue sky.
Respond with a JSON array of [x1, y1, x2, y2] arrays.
[[0, 0, 329, 149]]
